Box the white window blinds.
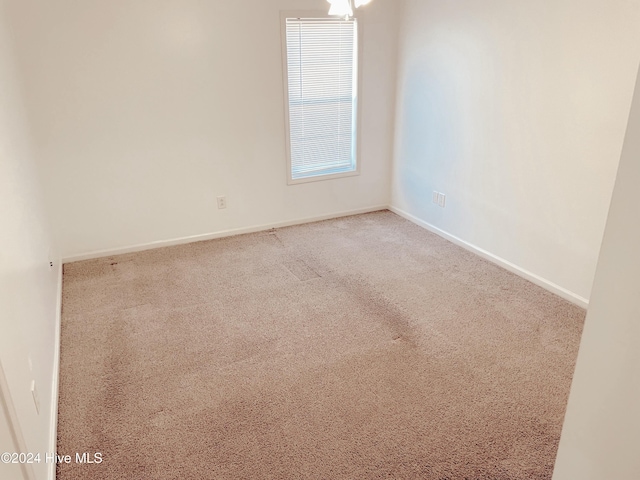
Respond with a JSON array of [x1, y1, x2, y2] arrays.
[[284, 17, 358, 182]]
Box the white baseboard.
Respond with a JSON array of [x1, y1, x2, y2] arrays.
[[61, 204, 589, 309], [47, 262, 63, 480], [389, 206, 589, 309], [62, 206, 389, 263]]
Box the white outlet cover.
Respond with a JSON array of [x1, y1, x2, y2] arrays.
[[438, 193, 446, 207], [432, 191, 439, 204]]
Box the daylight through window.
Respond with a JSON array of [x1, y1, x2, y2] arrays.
[[283, 17, 359, 183]]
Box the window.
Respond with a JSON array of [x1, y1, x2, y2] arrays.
[[282, 15, 359, 184]]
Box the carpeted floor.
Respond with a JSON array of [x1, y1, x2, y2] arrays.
[[57, 210, 585, 479]]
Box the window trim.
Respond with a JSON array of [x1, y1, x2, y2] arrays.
[[280, 11, 363, 186]]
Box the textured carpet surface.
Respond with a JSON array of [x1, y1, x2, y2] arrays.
[[57, 211, 585, 479]]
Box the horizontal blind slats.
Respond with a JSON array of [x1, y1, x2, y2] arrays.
[[285, 17, 357, 180]]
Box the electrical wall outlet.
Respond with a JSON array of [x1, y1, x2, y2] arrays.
[[433, 191, 447, 208], [217, 196, 227, 210]]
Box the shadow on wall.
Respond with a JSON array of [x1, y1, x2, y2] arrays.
[[396, 62, 461, 219]]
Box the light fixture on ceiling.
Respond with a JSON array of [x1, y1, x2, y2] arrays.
[[327, 0, 372, 19]]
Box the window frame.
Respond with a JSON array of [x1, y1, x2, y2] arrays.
[[280, 11, 363, 185]]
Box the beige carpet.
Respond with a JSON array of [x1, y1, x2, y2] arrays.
[[57, 210, 585, 479]]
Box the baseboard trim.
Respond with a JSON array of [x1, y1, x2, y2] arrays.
[[62, 206, 389, 263], [61, 204, 589, 308], [389, 206, 589, 309], [47, 262, 63, 480]]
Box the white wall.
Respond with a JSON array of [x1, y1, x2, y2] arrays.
[[391, 0, 640, 303], [3, 0, 399, 260], [0, 392, 25, 480], [552, 64, 640, 480], [1, 361, 27, 480], [0, 3, 61, 480]]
